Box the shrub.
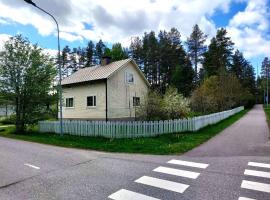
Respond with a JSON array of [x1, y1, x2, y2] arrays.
[[136, 87, 191, 120]]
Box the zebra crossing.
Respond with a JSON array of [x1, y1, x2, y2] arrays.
[[239, 161, 270, 200], [108, 159, 209, 200]]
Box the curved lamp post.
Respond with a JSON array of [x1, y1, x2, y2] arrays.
[[24, 0, 63, 136]]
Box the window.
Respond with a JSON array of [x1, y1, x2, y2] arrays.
[[87, 96, 96, 107], [133, 97, 140, 107], [66, 98, 74, 107], [126, 72, 134, 83]]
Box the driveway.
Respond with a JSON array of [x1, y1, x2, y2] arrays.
[[0, 105, 269, 200]]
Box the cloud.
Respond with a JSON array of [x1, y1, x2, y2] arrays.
[[0, 33, 11, 50], [227, 0, 270, 58], [0, 0, 233, 44], [0, 0, 269, 60]]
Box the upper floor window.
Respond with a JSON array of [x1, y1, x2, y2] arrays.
[[66, 98, 74, 107], [87, 96, 96, 107], [126, 72, 134, 83], [133, 97, 140, 107]]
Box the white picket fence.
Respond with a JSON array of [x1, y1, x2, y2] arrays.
[[39, 106, 244, 138]]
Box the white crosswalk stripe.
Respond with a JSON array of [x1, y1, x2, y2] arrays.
[[108, 189, 160, 200], [244, 169, 270, 179], [248, 162, 270, 169], [108, 159, 208, 199], [241, 180, 270, 193], [238, 197, 256, 200], [135, 176, 189, 193], [153, 166, 200, 179], [167, 159, 209, 169]]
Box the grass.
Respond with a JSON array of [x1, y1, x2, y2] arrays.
[[263, 105, 270, 128], [0, 110, 248, 155]]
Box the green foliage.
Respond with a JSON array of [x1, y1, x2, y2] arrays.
[[203, 28, 234, 77], [163, 87, 190, 119], [191, 72, 245, 113], [186, 24, 207, 81], [137, 87, 190, 120], [0, 35, 57, 132], [0, 115, 16, 125]]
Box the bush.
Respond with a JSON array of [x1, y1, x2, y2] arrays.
[[191, 73, 244, 114], [136, 87, 191, 120], [0, 115, 16, 125]]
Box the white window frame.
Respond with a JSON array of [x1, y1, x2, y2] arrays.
[[87, 96, 97, 107], [65, 97, 74, 108], [126, 72, 134, 84]]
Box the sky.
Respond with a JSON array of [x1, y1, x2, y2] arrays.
[[0, 0, 269, 75]]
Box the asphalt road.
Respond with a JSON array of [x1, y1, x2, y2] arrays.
[[0, 105, 270, 200]]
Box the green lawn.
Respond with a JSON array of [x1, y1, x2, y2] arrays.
[[263, 106, 270, 127], [0, 109, 248, 155]]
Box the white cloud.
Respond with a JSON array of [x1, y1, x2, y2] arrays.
[[0, 33, 11, 50], [227, 0, 270, 58], [0, 0, 233, 44], [0, 0, 269, 61]]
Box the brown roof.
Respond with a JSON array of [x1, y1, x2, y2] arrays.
[[61, 58, 150, 86]]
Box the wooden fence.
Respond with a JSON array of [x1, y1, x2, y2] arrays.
[[39, 106, 244, 138]]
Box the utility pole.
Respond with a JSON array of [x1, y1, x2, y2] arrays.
[[24, 0, 63, 135]]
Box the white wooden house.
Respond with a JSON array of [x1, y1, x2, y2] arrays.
[[61, 58, 150, 120]]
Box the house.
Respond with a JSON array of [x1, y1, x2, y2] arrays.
[[0, 105, 14, 117], [61, 58, 150, 121]]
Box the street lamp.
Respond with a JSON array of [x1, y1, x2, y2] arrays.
[[24, 0, 63, 136]]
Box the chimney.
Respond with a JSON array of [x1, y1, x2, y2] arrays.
[[101, 56, 112, 66]]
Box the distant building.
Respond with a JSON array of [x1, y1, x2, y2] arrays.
[[0, 105, 14, 117], [61, 58, 150, 120]]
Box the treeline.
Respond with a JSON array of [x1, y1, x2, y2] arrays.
[[60, 24, 256, 112]]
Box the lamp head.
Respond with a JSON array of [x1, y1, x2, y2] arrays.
[[24, 0, 36, 6]]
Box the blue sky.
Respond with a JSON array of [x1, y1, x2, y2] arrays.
[[0, 0, 269, 75]]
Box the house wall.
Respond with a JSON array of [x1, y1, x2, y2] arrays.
[[107, 62, 149, 119], [62, 82, 106, 119]]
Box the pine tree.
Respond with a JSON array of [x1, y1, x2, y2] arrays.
[[95, 39, 106, 64], [186, 24, 207, 81], [203, 28, 234, 76], [110, 43, 128, 61], [85, 41, 94, 67]]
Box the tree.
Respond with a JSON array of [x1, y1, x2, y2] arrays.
[[85, 41, 94, 67], [191, 72, 246, 114], [95, 39, 106, 64], [230, 50, 256, 95], [203, 28, 234, 76], [0, 35, 56, 132], [61, 45, 71, 78], [110, 43, 128, 61], [186, 24, 207, 81]]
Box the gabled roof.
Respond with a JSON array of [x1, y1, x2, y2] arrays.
[[61, 58, 150, 86]]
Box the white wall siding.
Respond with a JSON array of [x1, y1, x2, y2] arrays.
[[40, 106, 244, 138], [62, 82, 106, 119], [107, 62, 149, 119]]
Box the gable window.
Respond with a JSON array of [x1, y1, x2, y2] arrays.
[[66, 98, 74, 108], [133, 97, 140, 107], [87, 96, 96, 107], [126, 72, 134, 83]]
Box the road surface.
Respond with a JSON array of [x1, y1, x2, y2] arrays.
[[0, 105, 269, 200]]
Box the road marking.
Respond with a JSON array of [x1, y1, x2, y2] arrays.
[[248, 162, 270, 169], [241, 180, 270, 193], [238, 197, 256, 200], [135, 176, 189, 193], [108, 189, 160, 200], [167, 159, 209, 169], [24, 163, 40, 170], [153, 166, 200, 179], [244, 169, 270, 179]]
